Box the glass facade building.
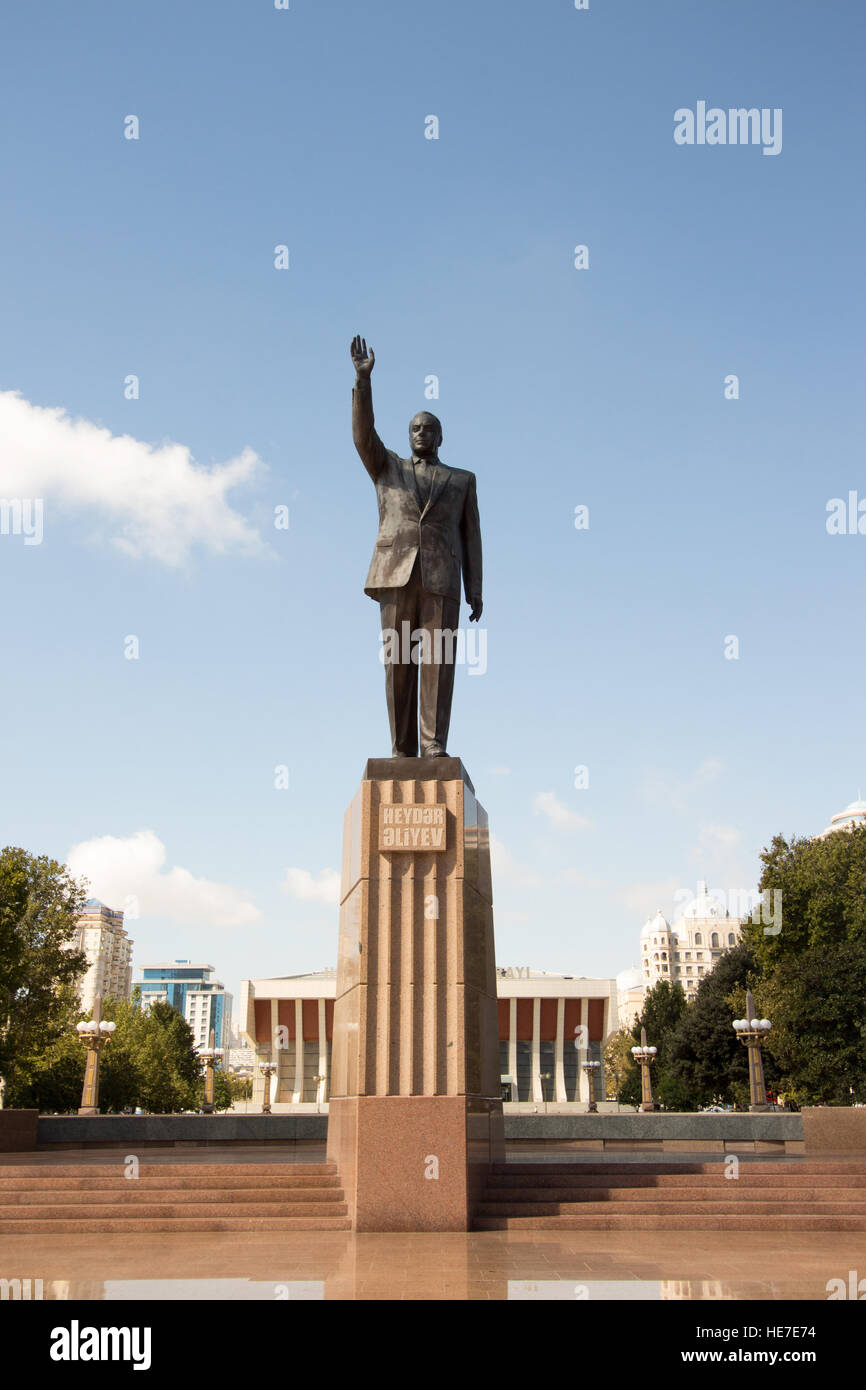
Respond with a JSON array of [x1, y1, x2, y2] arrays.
[[137, 961, 233, 1052]]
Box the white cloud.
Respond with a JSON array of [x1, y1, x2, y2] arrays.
[[638, 758, 724, 813], [620, 876, 682, 921], [490, 835, 541, 887], [694, 823, 741, 854], [559, 866, 606, 889], [0, 389, 264, 566], [489, 834, 542, 889], [282, 867, 341, 905], [532, 791, 590, 831], [66, 829, 261, 927]]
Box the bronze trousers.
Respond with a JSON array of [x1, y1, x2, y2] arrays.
[[378, 556, 461, 757]]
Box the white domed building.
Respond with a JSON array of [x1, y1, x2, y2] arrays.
[[634, 882, 742, 1007], [816, 797, 866, 839], [639, 908, 673, 984]]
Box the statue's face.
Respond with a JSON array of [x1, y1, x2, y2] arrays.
[[409, 412, 442, 459]]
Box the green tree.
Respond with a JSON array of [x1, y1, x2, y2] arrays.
[[742, 824, 866, 1103], [12, 1027, 84, 1113], [667, 945, 778, 1109], [120, 998, 201, 1113], [0, 846, 87, 1102], [14, 991, 206, 1114], [756, 942, 866, 1105], [617, 980, 688, 1107], [210, 1070, 235, 1111], [222, 1072, 253, 1104], [745, 826, 866, 967], [603, 1029, 637, 1101]]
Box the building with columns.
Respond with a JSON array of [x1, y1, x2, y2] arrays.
[[495, 969, 613, 1104], [239, 968, 617, 1111]]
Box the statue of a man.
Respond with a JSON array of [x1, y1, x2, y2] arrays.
[[351, 336, 483, 758]]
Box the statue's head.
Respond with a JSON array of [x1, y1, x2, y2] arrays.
[[409, 412, 442, 459]]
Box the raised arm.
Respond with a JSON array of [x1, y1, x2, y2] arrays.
[[460, 473, 483, 622], [350, 335, 387, 481]]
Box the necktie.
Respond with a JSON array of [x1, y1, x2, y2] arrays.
[[414, 461, 432, 510]]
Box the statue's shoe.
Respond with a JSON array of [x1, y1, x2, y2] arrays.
[[421, 746, 448, 758]]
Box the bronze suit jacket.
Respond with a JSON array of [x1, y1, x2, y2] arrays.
[[352, 377, 482, 604]]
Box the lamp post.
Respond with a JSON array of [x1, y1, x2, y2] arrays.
[[76, 996, 116, 1116], [631, 1027, 658, 1113], [199, 1028, 223, 1114], [538, 1071, 553, 1115], [260, 1062, 277, 1114], [234, 1069, 251, 1113], [733, 990, 773, 1112], [582, 1059, 601, 1113]]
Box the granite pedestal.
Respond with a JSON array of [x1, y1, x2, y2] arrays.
[[327, 758, 503, 1230]]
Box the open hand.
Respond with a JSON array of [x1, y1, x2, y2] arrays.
[[351, 335, 375, 378]]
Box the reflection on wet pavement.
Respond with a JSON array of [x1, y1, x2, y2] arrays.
[[2, 1229, 855, 1300]]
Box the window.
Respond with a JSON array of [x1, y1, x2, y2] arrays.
[[515, 1041, 532, 1103], [694, 933, 702, 945], [728, 933, 735, 946], [711, 932, 719, 948], [563, 1035, 580, 1101], [539, 1041, 555, 1101], [497, 1045, 511, 1100]]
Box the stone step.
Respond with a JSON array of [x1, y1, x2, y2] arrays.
[[0, 1162, 336, 1179], [0, 1200, 348, 1221], [0, 1174, 340, 1192], [479, 1185, 866, 1204], [476, 1199, 866, 1217], [491, 1161, 866, 1176], [486, 1172, 866, 1189], [474, 1213, 866, 1231], [0, 1187, 346, 1206], [0, 1158, 350, 1233], [0, 1216, 353, 1233]]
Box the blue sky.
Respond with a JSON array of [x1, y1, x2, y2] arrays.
[[1, 0, 864, 1013]]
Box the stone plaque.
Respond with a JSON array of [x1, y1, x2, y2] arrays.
[[379, 803, 446, 852]]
